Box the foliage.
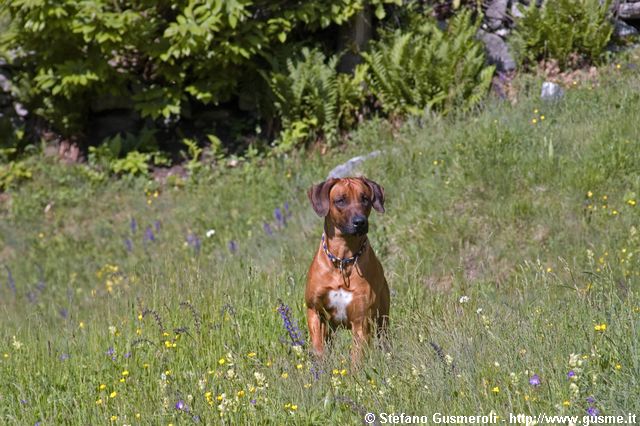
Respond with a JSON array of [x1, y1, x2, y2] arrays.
[[0, 159, 31, 190], [265, 48, 367, 151], [363, 9, 494, 116], [0, 0, 369, 137], [88, 130, 168, 177], [510, 0, 614, 69]]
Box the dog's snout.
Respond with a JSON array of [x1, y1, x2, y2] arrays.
[[352, 216, 367, 228]]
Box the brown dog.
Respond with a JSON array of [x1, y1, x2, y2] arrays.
[[305, 177, 389, 364]]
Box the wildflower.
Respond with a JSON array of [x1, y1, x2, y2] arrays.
[[237, 390, 245, 398], [532, 118, 538, 124], [263, 223, 273, 236], [59, 353, 69, 361], [228, 240, 238, 254], [11, 336, 22, 350], [143, 226, 155, 243], [563, 400, 570, 406], [206, 229, 216, 238], [567, 370, 576, 379], [281, 372, 289, 379], [587, 191, 593, 198], [130, 218, 137, 233], [218, 358, 226, 365], [491, 386, 500, 393], [594, 323, 607, 332], [247, 352, 256, 358], [122, 370, 129, 377], [110, 415, 117, 421], [250, 398, 257, 405], [587, 406, 600, 417], [110, 391, 117, 398], [96, 398, 102, 405], [124, 238, 133, 252], [175, 400, 187, 411], [186, 233, 201, 254], [615, 363, 622, 370], [99, 384, 106, 390], [529, 374, 541, 387], [628, 199, 636, 206], [586, 396, 596, 404], [540, 115, 545, 121], [296, 364, 303, 370], [459, 295, 470, 304], [277, 300, 305, 347], [79, 321, 85, 329]]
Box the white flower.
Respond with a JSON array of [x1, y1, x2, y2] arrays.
[[206, 229, 216, 238], [445, 354, 453, 365], [459, 295, 470, 304], [476, 308, 483, 314], [108, 325, 117, 335], [11, 336, 22, 350]]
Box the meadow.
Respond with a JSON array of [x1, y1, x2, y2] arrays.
[[1, 54, 640, 424]]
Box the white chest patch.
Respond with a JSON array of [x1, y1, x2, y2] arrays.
[[327, 289, 353, 322]]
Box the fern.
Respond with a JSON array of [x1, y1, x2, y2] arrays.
[[363, 9, 494, 116], [511, 0, 613, 69], [264, 48, 365, 151]]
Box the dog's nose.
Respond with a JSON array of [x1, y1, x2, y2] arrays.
[[352, 216, 367, 228]]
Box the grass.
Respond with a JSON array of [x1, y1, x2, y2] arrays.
[[1, 54, 640, 424]]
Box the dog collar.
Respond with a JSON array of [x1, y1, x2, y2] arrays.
[[321, 232, 368, 272]]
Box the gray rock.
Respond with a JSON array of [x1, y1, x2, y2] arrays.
[[511, 2, 525, 19], [478, 30, 516, 72], [485, 0, 508, 30], [614, 20, 639, 38], [541, 82, 564, 100], [327, 150, 382, 179]]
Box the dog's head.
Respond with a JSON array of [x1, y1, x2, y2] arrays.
[[308, 177, 385, 236]]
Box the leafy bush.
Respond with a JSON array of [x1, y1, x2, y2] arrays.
[[510, 0, 613, 69], [265, 48, 366, 151], [0, 0, 367, 137], [363, 9, 494, 116]]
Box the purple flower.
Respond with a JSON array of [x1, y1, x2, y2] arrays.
[[144, 226, 155, 242], [228, 240, 238, 254], [274, 207, 283, 225], [6, 266, 16, 293], [284, 202, 291, 216], [186, 233, 201, 254], [587, 406, 599, 417], [106, 347, 116, 360], [59, 353, 69, 361], [529, 374, 541, 387], [154, 220, 161, 232], [124, 352, 131, 359], [20, 399, 27, 405], [567, 370, 576, 379], [175, 400, 188, 411], [586, 396, 596, 404], [263, 222, 273, 236], [59, 308, 68, 319], [124, 238, 133, 252], [250, 399, 256, 405], [277, 300, 304, 347], [130, 218, 137, 233]]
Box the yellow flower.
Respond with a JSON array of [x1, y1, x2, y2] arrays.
[[96, 398, 103, 405], [291, 404, 298, 411], [332, 369, 339, 376], [217, 394, 223, 401], [534, 109, 539, 114], [135, 413, 141, 419], [122, 370, 129, 377], [532, 118, 538, 124], [616, 64, 621, 69], [143, 363, 149, 369], [340, 369, 347, 376], [110, 415, 118, 421], [540, 115, 545, 121], [587, 191, 593, 198], [524, 394, 529, 401], [218, 358, 226, 365], [594, 323, 607, 332], [304, 383, 312, 389], [281, 372, 289, 379], [99, 384, 106, 390], [138, 313, 143, 320], [165, 370, 172, 376], [563, 400, 570, 406], [109, 391, 117, 398], [615, 363, 622, 370], [628, 199, 636, 206], [247, 352, 256, 358], [296, 364, 303, 370], [491, 386, 500, 393], [136, 328, 142, 335], [79, 321, 85, 329], [119, 378, 125, 383], [237, 390, 245, 398]]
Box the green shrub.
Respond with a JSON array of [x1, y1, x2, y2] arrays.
[[265, 48, 366, 151], [363, 9, 494, 116], [510, 0, 613, 69], [0, 1, 367, 138]]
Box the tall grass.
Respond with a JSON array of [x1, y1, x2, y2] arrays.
[[1, 57, 640, 423]]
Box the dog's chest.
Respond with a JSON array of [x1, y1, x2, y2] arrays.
[[326, 289, 353, 322]]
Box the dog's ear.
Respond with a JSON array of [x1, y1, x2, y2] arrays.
[[362, 177, 385, 213], [308, 178, 338, 217]]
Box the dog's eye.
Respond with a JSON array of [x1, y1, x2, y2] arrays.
[[334, 197, 346, 207], [361, 195, 370, 204]]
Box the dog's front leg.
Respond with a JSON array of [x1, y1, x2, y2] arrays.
[[350, 319, 370, 367], [307, 308, 327, 358]]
